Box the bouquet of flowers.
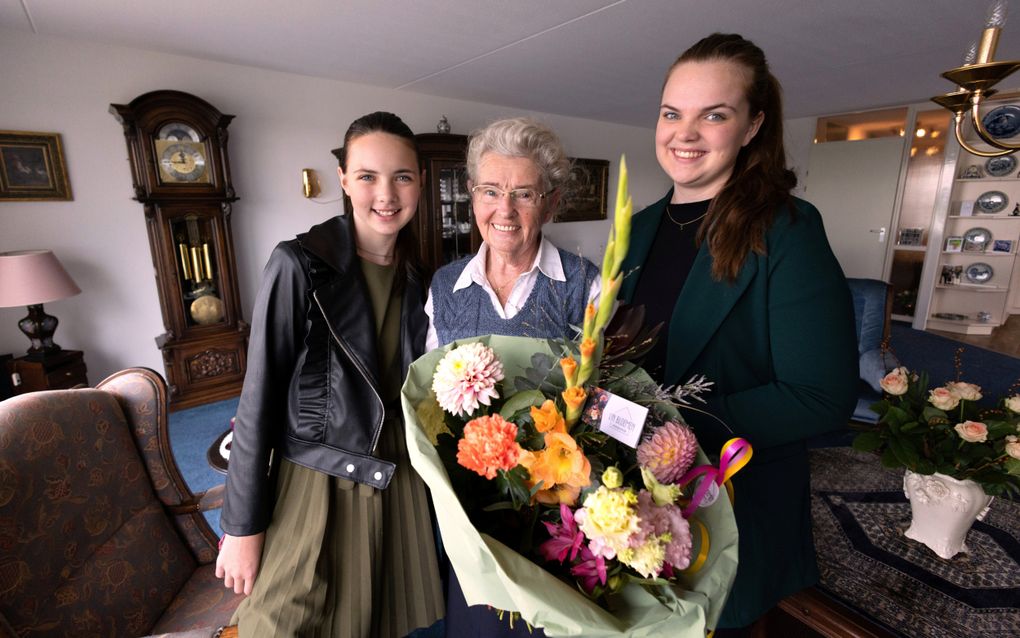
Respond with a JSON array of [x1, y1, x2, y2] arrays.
[[401, 159, 744, 637], [852, 363, 1020, 496]]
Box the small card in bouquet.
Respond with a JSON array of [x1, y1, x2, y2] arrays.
[[581, 387, 648, 448]]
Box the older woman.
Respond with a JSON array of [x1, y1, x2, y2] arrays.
[[425, 117, 599, 351], [424, 117, 599, 637]]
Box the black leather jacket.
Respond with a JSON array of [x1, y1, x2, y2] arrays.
[[221, 215, 427, 536]]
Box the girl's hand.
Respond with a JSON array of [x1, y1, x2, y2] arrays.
[[215, 532, 265, 596]]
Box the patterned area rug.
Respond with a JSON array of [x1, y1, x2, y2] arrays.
[[810, 447, 1020, 638]]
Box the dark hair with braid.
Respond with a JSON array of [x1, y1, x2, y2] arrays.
[[667, 33, 797, 281]]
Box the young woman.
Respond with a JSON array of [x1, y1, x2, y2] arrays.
[[619, 34, 859, 633], [216, 112, 444, 637]]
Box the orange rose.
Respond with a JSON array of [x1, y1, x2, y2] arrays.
[[531, 400, 566, 434]]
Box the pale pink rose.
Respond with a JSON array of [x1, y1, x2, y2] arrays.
[[947, 381, 983, 402], [879, 367, 910, 396], [929, 387, 960, 411], [1005, 395, 1020, 414], [954, 420, 988, 443], [1005, 435, 1020, 460]]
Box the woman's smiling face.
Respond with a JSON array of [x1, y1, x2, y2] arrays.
[[339, 131, 421, 242], [471, 152, 552, 261], [655, 59, 763, 203]]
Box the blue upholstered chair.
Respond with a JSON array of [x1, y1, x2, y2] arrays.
[[846, 278, 897, 424], [807, 278, 897, 449]]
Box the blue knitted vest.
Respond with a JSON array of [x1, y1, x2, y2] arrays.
[[431, 248, 599, 346]]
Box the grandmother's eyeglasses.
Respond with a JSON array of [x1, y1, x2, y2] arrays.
[[470, 185, 549, 208]]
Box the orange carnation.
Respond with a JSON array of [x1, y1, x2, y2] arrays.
[[456, 414, 521, 479], [580, 337, 596, 359], [531, 400, 566, 434]]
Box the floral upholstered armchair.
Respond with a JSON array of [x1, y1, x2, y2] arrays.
[[0, 367, 244, 637]]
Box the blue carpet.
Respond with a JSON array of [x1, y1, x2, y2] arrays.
[[168, 396, 238, 538], [890, 322, 1020, 401]]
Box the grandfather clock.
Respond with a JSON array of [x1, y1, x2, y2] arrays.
[[110, 90, 249, 410]]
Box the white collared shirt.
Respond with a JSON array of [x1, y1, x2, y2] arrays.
[[425, 237, 601, 351]]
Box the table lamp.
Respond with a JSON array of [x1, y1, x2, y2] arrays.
[[0, 250, 82, 360]]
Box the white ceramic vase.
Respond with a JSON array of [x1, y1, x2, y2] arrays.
[[902, 470, 993, 559]]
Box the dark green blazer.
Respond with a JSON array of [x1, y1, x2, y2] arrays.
[[620, 191, 858, 627]]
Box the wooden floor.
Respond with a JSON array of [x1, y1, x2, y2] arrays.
[[927, 313, 1020, 358]]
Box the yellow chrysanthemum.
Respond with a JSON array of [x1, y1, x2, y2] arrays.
[[622, 535, 668, 579], [416, 392, 452, 445], [575, 485, 640, 558]]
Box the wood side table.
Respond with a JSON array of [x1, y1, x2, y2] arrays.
[[4, 350, 88, 395]]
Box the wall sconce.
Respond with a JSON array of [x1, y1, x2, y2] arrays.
[[302, 168, 320, 198], [931, 0, 1020, 157]]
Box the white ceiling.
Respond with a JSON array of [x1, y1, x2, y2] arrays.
[[3, 0, 1019, 127]]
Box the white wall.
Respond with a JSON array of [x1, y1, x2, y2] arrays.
[[0, 29, 673, 382], [784, 115, 816, 196]]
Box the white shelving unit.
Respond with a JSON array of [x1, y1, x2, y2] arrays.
[[922, 133, 1020, 334]]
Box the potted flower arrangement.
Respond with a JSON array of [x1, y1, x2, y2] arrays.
[[401, 158, 746, 636], [852, 364, 1020, 558]]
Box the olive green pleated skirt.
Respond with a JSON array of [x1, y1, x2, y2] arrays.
[[232, 412, 444, 638]]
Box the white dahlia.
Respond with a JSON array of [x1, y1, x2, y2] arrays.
[[432, 342, 505, 417]]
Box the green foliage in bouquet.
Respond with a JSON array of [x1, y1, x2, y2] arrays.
[[852, 365, 1020, 496]]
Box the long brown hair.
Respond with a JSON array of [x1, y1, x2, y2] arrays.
[[339, 111, 425, 285], [667, 33, 797, 281]]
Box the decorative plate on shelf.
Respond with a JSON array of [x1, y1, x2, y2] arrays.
[[981, 104, 1020, 139], [962, 227, 992, 252], [975, 190, 1008, 214], [964, 262, 994, 284], [984, 155, 1017, 178]]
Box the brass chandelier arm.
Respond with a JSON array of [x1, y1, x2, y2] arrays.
[[968, 97, 1020, 153], [954, 111, 1017, 157]]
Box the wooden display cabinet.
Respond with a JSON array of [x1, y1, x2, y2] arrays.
[[111, 91, 249, 410]]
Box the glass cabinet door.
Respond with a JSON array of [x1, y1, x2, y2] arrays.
[[889, 109, 952, 319], [170, 214, 226, 328], [435, 161, 474, 265]]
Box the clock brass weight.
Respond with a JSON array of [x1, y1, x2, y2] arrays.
[[111, 91, 249, 410]]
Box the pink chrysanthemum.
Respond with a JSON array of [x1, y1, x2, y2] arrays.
[[636, 421, 698, 485], [432, 342, 504, 417]]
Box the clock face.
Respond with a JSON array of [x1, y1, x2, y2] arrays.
[[154, 122, 211, 184]]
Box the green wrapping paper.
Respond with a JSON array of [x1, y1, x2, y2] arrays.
[[401, 335, 739, 637]]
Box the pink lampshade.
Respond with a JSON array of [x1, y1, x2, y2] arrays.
[[0, 250, 82, 308]]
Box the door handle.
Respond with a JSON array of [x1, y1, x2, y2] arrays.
[[869, 227, 886, 242]]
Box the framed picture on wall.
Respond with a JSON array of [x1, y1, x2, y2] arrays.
[[992, 239, 1014, 253], [554, 157, 609, 223], [945, 236, 963, 252], [0, 130, 72, 201]]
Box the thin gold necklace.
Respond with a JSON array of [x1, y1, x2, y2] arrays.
[[665, 208, 708, 230], [492, 276, 517, 297]]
